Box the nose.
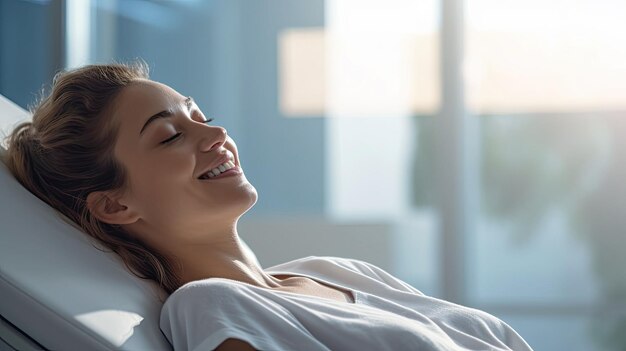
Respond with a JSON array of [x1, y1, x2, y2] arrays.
[[199, 126, 228, 152]]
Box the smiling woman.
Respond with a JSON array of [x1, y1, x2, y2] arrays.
[[3, 62, 533, 351]]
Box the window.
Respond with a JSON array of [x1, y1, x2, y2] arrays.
[[280, 0, 626, 349]]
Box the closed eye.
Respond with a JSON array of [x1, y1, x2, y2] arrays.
[[160, 132, 181, 144], [159, 119, 215, 145]]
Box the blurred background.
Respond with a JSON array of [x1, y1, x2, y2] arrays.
[[2, 0, 626, 349]]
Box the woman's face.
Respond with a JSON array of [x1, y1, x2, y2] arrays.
[[109, 79, 257, 246]]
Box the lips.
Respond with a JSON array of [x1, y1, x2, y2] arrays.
[[196, 154, 237, 179]]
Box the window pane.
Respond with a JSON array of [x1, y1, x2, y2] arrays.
[[324, 0, 440, 218], [465, 0, 626, 114], [471, 115, 612, 302], [466, 1, 626, 349]]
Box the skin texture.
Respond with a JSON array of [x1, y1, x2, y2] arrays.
[[85, 79, 352, 350]]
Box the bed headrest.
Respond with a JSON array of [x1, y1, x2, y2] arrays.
[[0, 94, 26, 162], [0, 94, 172, 350]]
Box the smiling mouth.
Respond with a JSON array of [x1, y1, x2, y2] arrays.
[[198, 160, 238, 179]]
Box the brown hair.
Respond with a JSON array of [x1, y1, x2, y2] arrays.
[[3, 62, 181, 294]]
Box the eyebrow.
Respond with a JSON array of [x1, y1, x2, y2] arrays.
[[139, 96, 194, 135]]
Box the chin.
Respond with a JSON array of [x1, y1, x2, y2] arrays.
[[236, 183, 258, 216], [244, 186, 258, 210]]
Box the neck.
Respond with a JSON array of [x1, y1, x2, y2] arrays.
[[170, 230, 280, 289], [127, 218, 282, 290]]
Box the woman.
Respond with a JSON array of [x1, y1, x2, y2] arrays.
[[4, 62, 532, 351]]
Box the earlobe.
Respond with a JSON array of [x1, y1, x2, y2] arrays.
[[86, 190, 140, 225]]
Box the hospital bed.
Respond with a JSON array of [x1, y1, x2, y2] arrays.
[[0, 94, 173, 350]]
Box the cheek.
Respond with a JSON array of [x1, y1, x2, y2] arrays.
[[126, 154, 194, 203], [141, 151, 193, 180], [131, 180, 196, 227]]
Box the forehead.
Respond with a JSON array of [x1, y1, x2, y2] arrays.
[[112, 79, 183, 128]]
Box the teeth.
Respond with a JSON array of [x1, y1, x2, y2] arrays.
[[202, 160, 236, 179]]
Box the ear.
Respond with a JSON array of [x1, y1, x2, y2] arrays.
[[86, 190, 140, 225]]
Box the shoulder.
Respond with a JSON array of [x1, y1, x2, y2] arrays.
[[161, 278, 269, 321], [160, 279, 296, 350], [166, 278, 247, 304], [160, 278, 327, 351]]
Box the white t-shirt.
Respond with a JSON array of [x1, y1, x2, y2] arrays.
[[160, 256, 533, 351]]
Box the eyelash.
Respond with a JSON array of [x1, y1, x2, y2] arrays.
[[160, 118, 215, 145]]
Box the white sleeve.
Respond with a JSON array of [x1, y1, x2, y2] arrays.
[[159, 279, 330, 351]]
